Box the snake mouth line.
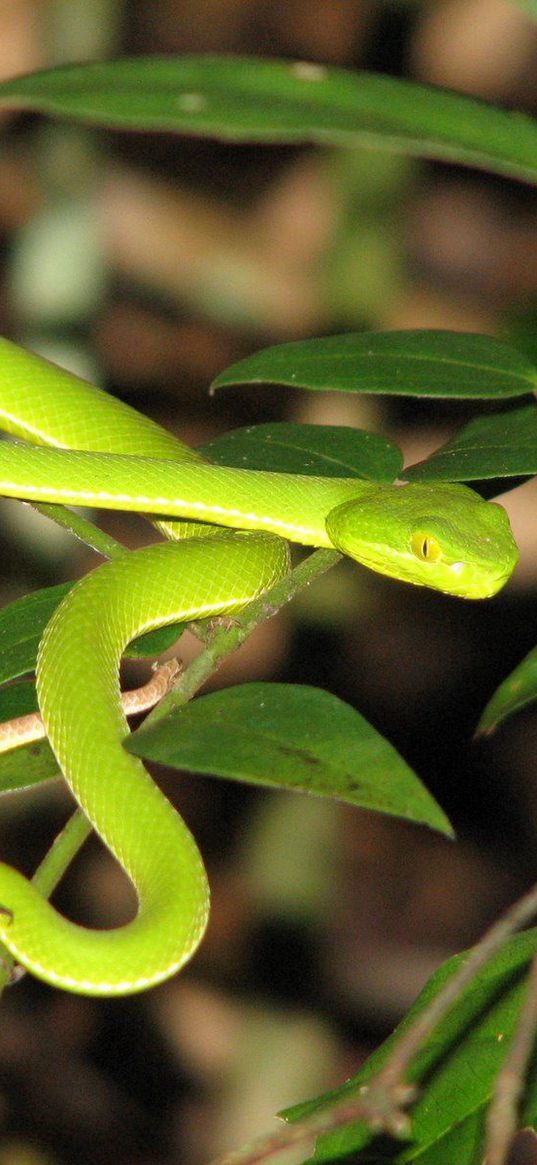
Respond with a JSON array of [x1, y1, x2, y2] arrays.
[[348, 547, 512, 598]]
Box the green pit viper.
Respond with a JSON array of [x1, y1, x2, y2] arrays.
[[0, 338, 519, 995]]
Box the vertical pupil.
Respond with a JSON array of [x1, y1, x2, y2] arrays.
[[411, 532, 441, 561]]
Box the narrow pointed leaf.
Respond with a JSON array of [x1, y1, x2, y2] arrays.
[[477, 644, 537, 734], [212, 331, 536, 399], [3, 58, 537, 187], [406, 404, 537, 481], [202, 422, 403, 481], [0, 739, 59, 794], [282, 930, 537, 1164], [0, 583, 71, 685], [127, 683, 453, 836]]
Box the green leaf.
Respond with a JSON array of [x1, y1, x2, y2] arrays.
[[124, 623, 186, 658], [0, 680, 60, 793], [0, 583, 184, 686], [127, 683, 453, 836], [212, 331, 536, 399], [0, 738, 59, 794], [477, 645, 537, 735], [0, 583, 71, 685], [201, 422, 403, 482], [3, 58, 537, 185], [405, 404, 537, 482], [0, 680, 38, 719], [282, 929, 537, 1164]]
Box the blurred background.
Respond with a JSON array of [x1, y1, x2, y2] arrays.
[[1, 2, 537, 1163]]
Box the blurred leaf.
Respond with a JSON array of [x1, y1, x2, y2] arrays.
[[0, 583, 184, 686], [128, 683, 453, 836], [212, 332, 536, 399], [202, 422, 403, 481], [477, 645, 537, 734], [283, 930, 537, 1163], [3, 58, 537, 185], [509, 1, 537, 21], [406, 404, 537, 481]]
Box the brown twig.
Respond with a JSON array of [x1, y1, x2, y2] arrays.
[[0, 659, 180, 753], [206, 1082, 415, 1165], [484, 949, 537, 1165]]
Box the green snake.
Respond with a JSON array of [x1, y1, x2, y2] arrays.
[[0, 338, 519, 995]]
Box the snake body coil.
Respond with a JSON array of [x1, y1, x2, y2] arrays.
[[0, 339, 519, 994]]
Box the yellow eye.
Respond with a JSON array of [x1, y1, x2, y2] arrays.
[[411, 532, 442, 562]]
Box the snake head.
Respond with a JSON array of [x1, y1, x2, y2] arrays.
[[325, 482, 519, 599]]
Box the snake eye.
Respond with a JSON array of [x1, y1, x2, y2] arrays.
[[411, 531, 442, 562]]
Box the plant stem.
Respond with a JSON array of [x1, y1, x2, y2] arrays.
[[372, 881, 537, 1093], [484, 947, 537, 1165], [32, 808, 92, 899], [0, 809, 93, 993], [28, 501, 128, 559], [140, 548, 341, 729]]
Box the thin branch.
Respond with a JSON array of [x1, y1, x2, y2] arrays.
[[206, 1083, 415, 1165], [32, 808, 92, 900], [372, 881, 537, 1094], [0, 809, 92, 994], [0, 660, 180, 752], [27, 500, 128, 559], [484, 949, 537, 1165], [140, 548, 341, 730]]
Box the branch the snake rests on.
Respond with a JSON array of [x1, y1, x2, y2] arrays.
[[0, 338, 519, 995]]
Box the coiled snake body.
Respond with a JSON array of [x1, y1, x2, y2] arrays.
[[0, 340, 519, 994]]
